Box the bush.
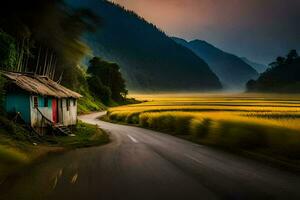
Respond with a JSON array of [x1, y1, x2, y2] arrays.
[[204, 120, 300, 159], [0, 115, 28, 141], [139, 113, 173, 132], [109, 112, 128, 122], [108, 110, 300, 160], [191, 118, 211, 138], [138, 112, 192, 135], [211, 121, 268, 150], [139, 113, 150, 127], [174, 116, 192, 135], [125, 112, 139, 124]]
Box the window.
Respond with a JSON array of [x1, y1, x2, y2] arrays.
[[73, 99, 76, 106], [44, 97, 48, 107], [33, 96, 38, 108], [66, 99, 70, 111]]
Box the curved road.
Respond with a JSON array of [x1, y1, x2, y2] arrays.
[[1, 112, 300, 200]]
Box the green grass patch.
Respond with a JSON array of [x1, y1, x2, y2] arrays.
[[0, 116, 109, 180], [77, 94, 106, 114], [46, 121, 109, 148], [0, 145, 30, 179], [0, 145, 29, 164]]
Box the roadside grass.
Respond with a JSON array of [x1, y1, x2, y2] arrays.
[[77, 94, 106, 114], [45, 121, 109, 148], [0, 116, 109, 180], [107, 94, 300, 167], [0, 144, 29, 179], [77, 91, 141, 115]]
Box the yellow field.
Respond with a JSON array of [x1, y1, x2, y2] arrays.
[[108, 93, 300, 161], [111, 94, 300, 130]]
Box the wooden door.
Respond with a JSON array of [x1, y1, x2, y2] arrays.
[[52, 98, 58, 123]]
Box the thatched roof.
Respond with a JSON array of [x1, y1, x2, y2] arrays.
[[1, 71, 82, 98]]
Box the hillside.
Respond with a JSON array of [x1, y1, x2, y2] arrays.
[[247, 50, 300, 93], [241, 57, 268, 73], [173, 37, 258, 90], [68, 0, 222, 92]]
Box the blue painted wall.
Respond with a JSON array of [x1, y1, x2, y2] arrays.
[[38, 96, 52, 109], [5, 92, 31, 123], [48, 97, 53, 109], [4, 93, 53, 124]]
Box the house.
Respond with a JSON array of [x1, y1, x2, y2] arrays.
[[1, 71, 82, 135]]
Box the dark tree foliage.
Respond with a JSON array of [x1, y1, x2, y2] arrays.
[[0, 0, 99, 90], [0, 76, 5, 110], [0, 31, 17, 70], [286, 50, 298, 63], [246, 79, 256, 91], [246, 50, 300, 93], [276, 57, 286, 65], [87, 76, 111, 104], [87, 57, 127, 103]]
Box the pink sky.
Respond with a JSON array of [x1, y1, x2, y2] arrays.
[[111, 0, 300, 64]]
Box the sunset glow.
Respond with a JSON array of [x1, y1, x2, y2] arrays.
[[111, 0, 300, 64]]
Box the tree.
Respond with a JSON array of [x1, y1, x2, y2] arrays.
[[246, 49, 300, 93], [87, 57, 127, 102], [0, 0, 100, 90], [276, 56, 286, 65], [246, 79, 256, 91], [286, 49, 298, 63], [87, 75, 111, 104], [0, 31, 17, 70]]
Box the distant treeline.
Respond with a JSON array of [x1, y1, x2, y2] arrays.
[[247, 50, 300, 93]]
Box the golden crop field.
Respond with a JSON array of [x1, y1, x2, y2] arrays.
[[110, 94, 300, 130], [108, 93, 300, 161]]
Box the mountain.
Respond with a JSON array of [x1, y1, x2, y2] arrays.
[[173, 37, 259, 90], [247, 50, 300, 93], [67, 0, 222, 92], [241, 57, 268, 73]]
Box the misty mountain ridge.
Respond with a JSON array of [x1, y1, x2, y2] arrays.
[[241, 57, 268, 73], [68, 0, 222, 92], [173, 37, 259, 90]]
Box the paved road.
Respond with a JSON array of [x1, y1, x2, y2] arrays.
[[1, 112, 300, 200]]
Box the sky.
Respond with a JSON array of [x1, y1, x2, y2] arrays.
[[111, 0, 300, 64]]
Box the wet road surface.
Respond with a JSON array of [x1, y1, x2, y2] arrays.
[[1, 112, 300, 200]]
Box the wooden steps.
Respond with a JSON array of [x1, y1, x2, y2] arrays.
[[54, 124, 72, 136]]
